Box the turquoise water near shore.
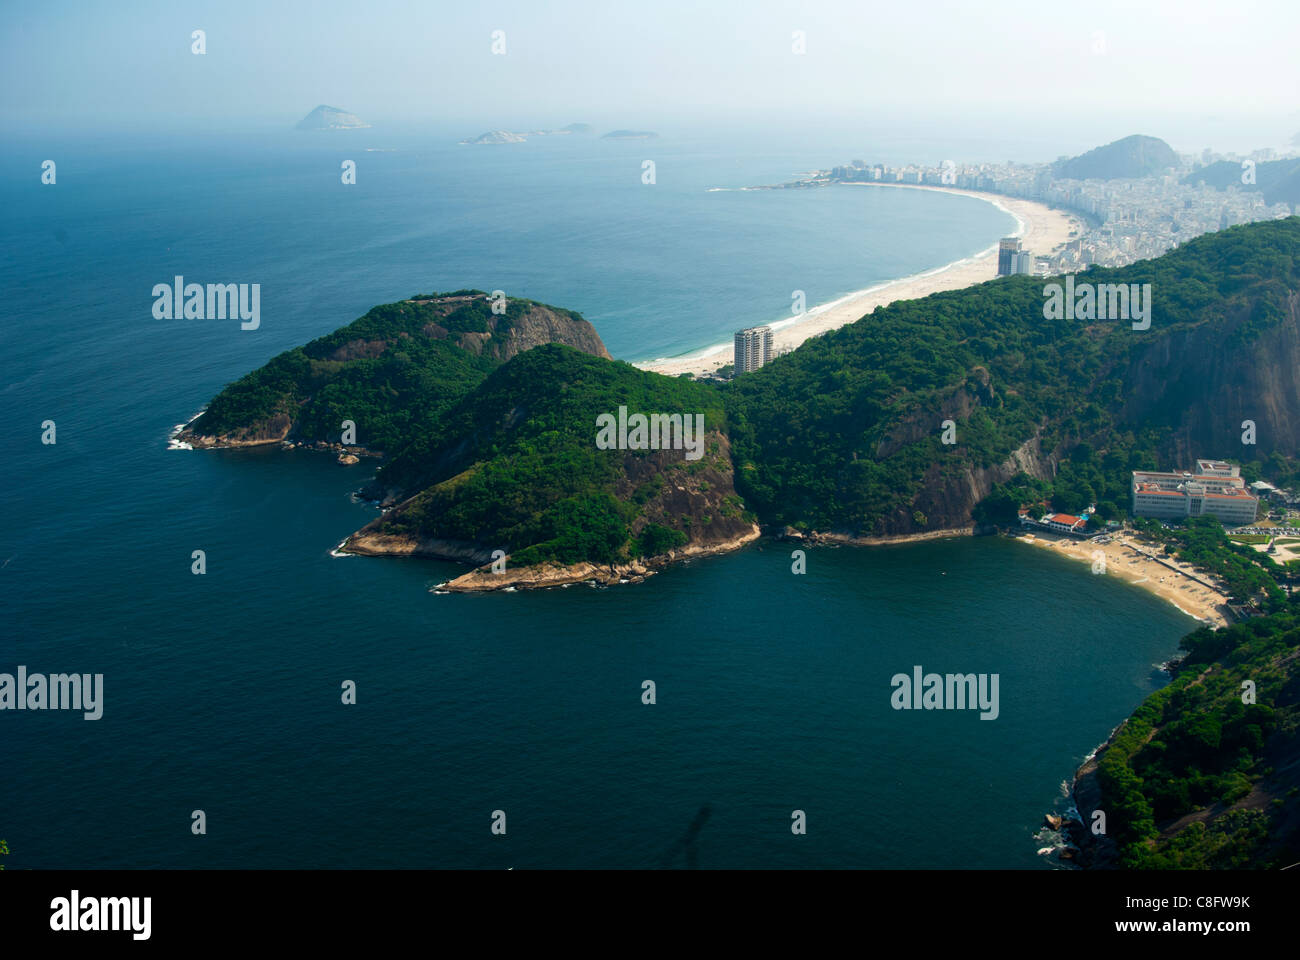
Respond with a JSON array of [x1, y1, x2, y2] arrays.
[[0, 130, 1195, 867]]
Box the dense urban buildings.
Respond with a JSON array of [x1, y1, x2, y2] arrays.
[[733, 325, 773, 373], [819, 152, 1296, 275], [1131, 459, 1260, 525]]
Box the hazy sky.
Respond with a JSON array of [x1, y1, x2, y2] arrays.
[[4, 0, 1298, 149]]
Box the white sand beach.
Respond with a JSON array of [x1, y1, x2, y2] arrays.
[[1017, 531, 1232, 628], [636, 184, 1085, 378]]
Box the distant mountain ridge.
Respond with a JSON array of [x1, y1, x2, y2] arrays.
[[1053, 134, 1178, 180], [1184, 156, 1300, 208]]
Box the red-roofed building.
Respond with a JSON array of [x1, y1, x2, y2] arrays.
[[1043, 513, 1088, 534]]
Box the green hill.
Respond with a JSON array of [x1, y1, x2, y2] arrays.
[[346, 345, 757, 581], [1184, 157, 1300, 207], [1073, 600, 1300, 869], [726, 217, 1300, 537], [180, 291, 608, 455], [188, 219, 1300, 578], [1053, 134, 1179, 180]]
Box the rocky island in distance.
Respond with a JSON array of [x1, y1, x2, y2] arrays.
[[459, 123, 663, 144], [459, 123, 593, 144], [296, 105, 371, 130]]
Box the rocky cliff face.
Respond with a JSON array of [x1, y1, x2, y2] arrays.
[[183, 411, 293, 449], [616, 432, 756, 550], [490, 306, 611, 363], [1066, 744, 1122, 869], [896, 432, 1058, 534], [857, 366, 1059, 536], [1119, 291, 1300, 464]]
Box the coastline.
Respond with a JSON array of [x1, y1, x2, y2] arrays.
[[1012, 530, 1231, 628], [341, 524, 764, 593], [635, 184, 1084, 379], [1063, 728, 1123, 868], [795, 525, 977, 547]]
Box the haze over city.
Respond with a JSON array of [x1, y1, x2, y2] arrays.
[[3, 0, 1299, 154]]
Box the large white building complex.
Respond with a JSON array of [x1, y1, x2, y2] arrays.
[[733, 325, 773, 373], [1131, 459, 1260, 526]]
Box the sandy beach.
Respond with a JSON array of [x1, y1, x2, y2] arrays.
[[1015, 531, 1231, 628], [636, 184, 1084, 378]]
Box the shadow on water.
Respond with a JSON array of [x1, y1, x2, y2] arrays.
[[657, 804, 713, 869]]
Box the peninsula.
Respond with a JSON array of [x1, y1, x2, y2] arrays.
[[181, 219, 1300, 602]]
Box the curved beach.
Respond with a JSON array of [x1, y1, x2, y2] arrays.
[[636, 184, 1084, 378], [1015, 531, 1232, 628]]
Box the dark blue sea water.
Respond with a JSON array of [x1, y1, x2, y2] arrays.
[[1, 129, 1196, 868]]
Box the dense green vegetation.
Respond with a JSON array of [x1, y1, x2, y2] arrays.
[[1129, 516, 1288, 606], [725, 218, 1300, 534], [372, 345, 731, 566], [189, 293, 590, 454], [1094, 601, 1300, 869], [196, 221, 1300, 557]]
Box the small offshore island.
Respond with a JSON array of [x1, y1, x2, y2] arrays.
[[178, 216, 1300, 869], [296, 104, 370, 130], [459, 123, 592, 144], [457, 123, 654, 144]]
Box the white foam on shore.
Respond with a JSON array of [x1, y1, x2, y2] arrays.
[[634, 185, 1028, 369], [1166, 597, 1208, 622], [634, 247, 995, 368], [166, 408, 207, 450], [330, 539, 355, 558]]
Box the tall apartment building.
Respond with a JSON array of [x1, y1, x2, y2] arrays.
[[997, 237, 1022, 276], [1131, 460, 1259, 526], [733, 325, 773, 373]]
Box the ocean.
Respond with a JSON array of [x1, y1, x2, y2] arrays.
[[1, 127, 1196, 868]]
